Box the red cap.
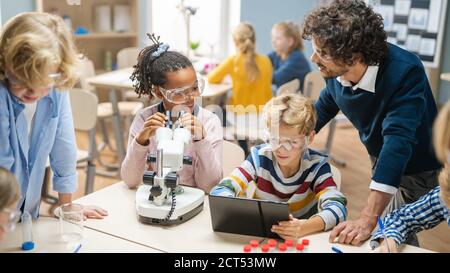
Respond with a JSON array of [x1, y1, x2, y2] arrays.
[[261, 244, 270, 253], [302, 239, 310, 246], [278, 243, 287, 252], [285, 239, 294, 247], [268, 239, 277, 248], [243, 244, 252, 252], [296, 243, 304, 251], [250, 240, 259, 248]]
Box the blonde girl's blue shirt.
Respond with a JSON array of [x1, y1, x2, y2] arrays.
[[268, 49, 311, 89], [0, 82, 78, 219]]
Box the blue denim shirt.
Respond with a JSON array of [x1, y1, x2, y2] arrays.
[[0, 83, 78, 218]]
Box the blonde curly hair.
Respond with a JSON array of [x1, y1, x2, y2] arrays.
[[0, 12, 79, 90], [263, 93, 317, 136]]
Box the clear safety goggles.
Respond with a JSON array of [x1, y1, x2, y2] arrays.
[[5, 71, 62, 90], [312, 40, 333, 62], [263, 131, 309, 152], [157, 75, 205, 104]]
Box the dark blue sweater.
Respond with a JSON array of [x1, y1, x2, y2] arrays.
[[268, 49, 311, 89], [315, 43, 441, 190]]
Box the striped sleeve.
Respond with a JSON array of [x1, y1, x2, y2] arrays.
[[370, 186, 446, 246], [312, 163, 347, 231], [209, 152, 257, 197]]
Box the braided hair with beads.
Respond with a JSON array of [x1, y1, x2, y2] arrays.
[[130, 33, 193, 99]]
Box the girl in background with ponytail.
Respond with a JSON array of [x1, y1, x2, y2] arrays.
[[208, 22, 273, 112], [269, 21, 311, 92]]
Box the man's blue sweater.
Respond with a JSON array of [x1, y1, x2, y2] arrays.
[[315, 43, 441, 190], [268, 49, 311, 89]]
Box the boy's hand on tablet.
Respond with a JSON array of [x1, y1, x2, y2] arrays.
[[271, 214, 307, 241], [137, 112, 167, 145], [179, 113, 206, 141]]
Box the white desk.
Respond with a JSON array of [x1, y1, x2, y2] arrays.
[[74, 182, 434, 253], [0, 217, 160, 253], [260, 232, 433, 253], [74, 182, 263, 253], [87, 68, 232, 164]]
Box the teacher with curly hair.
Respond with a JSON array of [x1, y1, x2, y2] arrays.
[[301, 0, 442, 247]]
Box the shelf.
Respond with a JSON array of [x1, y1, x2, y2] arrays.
[[74, 32, 138, 40], [37, 0, 139, 72]]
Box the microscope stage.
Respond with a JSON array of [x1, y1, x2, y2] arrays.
[[136, 185, 204, 225]]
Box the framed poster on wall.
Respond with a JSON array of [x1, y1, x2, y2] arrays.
[[318, 0, 448, 68], [369, 0, 448, 68]]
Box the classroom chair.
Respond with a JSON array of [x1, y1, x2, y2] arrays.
[[276, 78, 300, 96], [330, 164, 342, 191], [77, 54, 144, 171], [303, 71, 347, 167], [222, 140, 245, 177], [41, 88, 99, 205], [117, 47, 145, 103]]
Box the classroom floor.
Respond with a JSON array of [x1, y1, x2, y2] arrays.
[[40, 120, 450, 253]]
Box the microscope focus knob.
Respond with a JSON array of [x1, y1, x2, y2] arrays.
[[149, 185, 162, 199], [143, 171, 156, 185], [164, 172, 179, 189]]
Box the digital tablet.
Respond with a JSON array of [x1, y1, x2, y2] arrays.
[[208, 194, 289, 238]]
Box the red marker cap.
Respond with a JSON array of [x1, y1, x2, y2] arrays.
[[278, 243, 287, 252], [285, 239, 294, 247], [268, 239, 277, 248], [250, 240, 259, 248], [261, 244, 270, 253], [296, 243, 304, 251], [243, 244, 252, 252], [302, 239, 310, 246]]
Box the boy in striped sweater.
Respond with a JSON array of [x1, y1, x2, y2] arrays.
[[211, 94, 347, 240], [371, 102, 450, 252]]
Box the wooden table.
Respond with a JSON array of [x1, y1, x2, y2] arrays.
[[73, 182, 434, 253], [0, 217, 160, 253], [87, 68, 232, 164]]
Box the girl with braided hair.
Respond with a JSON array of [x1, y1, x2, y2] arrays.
[[121, 34, 223, 192]]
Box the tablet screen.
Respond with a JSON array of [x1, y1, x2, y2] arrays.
[[208, 195, 290, 238]]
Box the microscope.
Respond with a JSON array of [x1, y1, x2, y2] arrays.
[[135, 111, 205, 225]]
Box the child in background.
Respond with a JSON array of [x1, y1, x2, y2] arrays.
[[210, 94, 347, 240], [268, 21, 311, 92], [0, 167, 20, 241], [208, 22, 273, 111], [0, 12, 107, 219], [121, 34, 223, 193], [371, 102, 450, 252]]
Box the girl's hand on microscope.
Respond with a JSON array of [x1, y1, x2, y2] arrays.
[[179, 113, 206, 141], [136, 112, 167, 146]]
